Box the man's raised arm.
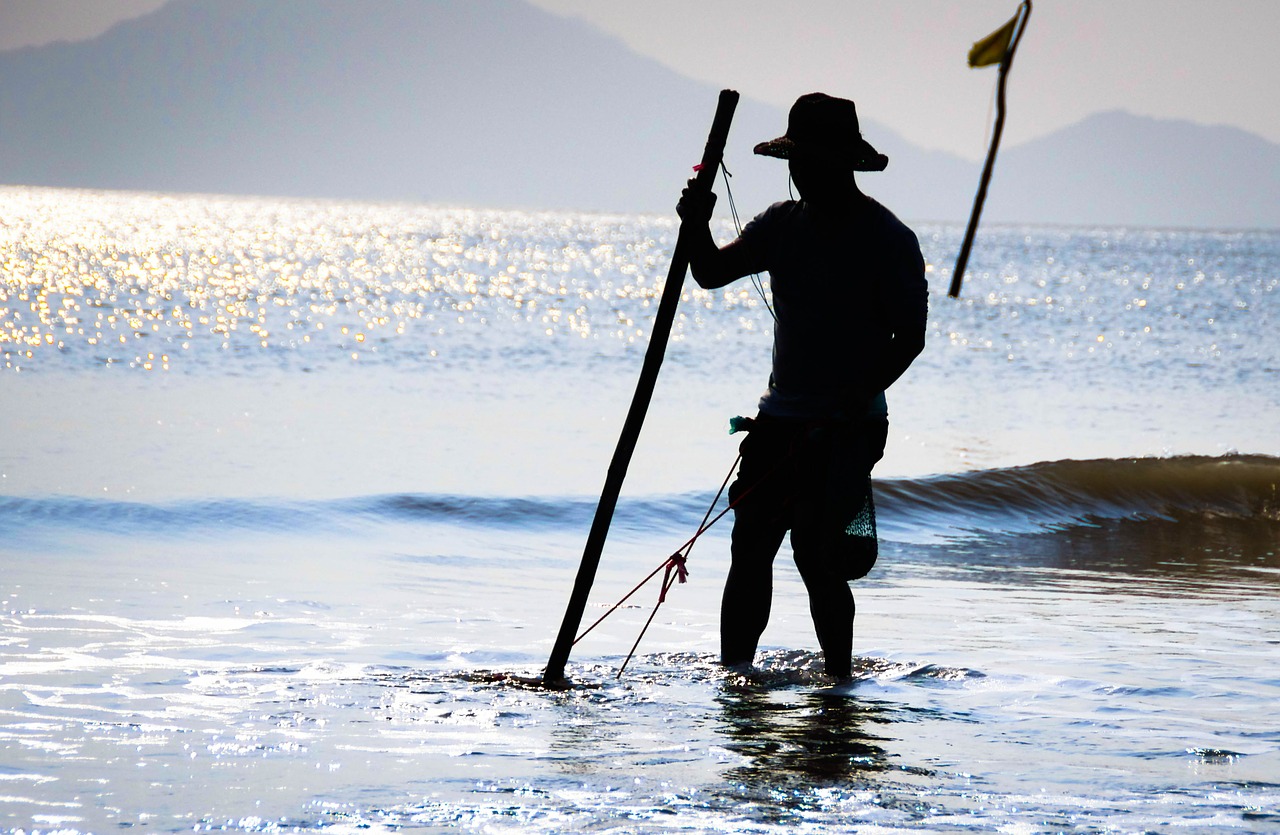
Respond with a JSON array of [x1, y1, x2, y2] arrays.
[[677, 182, 761, 290]]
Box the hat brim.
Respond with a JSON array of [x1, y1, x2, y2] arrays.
[[753, 136, 888, 172]]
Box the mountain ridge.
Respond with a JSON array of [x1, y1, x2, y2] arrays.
[[1, 0, 1277, 229]]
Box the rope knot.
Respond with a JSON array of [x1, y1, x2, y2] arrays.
[[658, 552, 689, 603]]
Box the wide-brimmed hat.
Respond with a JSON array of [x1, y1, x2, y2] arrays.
[[753, 93, 888, 172]]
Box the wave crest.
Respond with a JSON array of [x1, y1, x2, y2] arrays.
[[1, 455, 1276, 546], [875, 454, 1280, 543]]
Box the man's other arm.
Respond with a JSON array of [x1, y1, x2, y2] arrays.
[[872, 234, 929, 393]]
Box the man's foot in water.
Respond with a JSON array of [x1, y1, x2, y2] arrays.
[[826, 664, 853, 685]]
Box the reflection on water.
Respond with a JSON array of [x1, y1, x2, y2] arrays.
[[716, 686, 894, 791], [926, 511, 1280, 596], [2, 571, 1276, 832]]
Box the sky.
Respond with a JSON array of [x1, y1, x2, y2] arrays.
[[526, 0, 1280, 160], [2, 0, 1278, 162]]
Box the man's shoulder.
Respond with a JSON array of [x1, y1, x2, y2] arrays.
[[753, 200, 802, 224], [741, 200, 800, 242], [865, 197, 919, 245], [864, 198, 926, 287]]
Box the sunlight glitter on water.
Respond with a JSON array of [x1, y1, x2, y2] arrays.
[[2, 187, 758, 372], [4, 185, 1279, 494], [6, 187, 1276, 386]]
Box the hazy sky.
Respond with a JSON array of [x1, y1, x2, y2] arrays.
[[4, 0, 1278, 161], [528, 0, 1280, 160]]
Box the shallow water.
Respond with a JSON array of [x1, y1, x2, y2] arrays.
[[3, 496, 1278, 833], [2, 187, 1279, 832]]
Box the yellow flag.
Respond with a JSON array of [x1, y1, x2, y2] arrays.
[[968, 12, 1019, 67]]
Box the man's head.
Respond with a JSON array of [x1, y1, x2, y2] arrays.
[[753, 93, 887, 173]]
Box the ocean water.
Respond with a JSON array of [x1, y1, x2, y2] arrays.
[[1, 185, 1278, 833]]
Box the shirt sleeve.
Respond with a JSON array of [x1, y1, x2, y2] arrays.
[[735, 201, 792, 275]]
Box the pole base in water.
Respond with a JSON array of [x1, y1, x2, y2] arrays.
[[463, 671, 581, 691]]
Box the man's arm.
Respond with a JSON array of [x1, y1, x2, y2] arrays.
[[677, 181, 764, 290], [871, 321, 926, 394], [842, 231, 928, 416], [682, 227, 760, 290], [870, 237, 929, 394]]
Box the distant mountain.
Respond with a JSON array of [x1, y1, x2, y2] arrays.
[[983, 111, 1280, 229], [1, 0, 1277, 230], [0, 0, 773, 212]]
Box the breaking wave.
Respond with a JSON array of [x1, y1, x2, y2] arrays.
[[2, 455, 1277, 547]]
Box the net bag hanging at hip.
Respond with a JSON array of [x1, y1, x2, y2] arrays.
[[839, 476, 878, 581]]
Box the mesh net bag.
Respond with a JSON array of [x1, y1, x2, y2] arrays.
[[839, 476, 878, 580]]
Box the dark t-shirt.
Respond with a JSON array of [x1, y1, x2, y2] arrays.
[[737, 197, 928, 420]]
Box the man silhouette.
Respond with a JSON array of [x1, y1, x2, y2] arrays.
[[678, 92, 928, 680]]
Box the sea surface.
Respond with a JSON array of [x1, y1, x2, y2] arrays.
[[1, 185, 1278, 833]]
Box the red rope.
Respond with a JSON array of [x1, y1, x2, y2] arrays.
[[658, 553, 687, 603], [604, 451, 786, 679], [572, 560, 669, 646], [573, 453, 742, 647]]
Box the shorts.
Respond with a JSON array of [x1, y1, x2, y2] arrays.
[[728, 413, 888, 580]]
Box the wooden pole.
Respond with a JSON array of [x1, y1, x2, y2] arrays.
[[542, 89, 739, 685], [949, 0, 1032, 298]]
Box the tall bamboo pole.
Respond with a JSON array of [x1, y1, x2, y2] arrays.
[[542, 90, 740, 685]]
